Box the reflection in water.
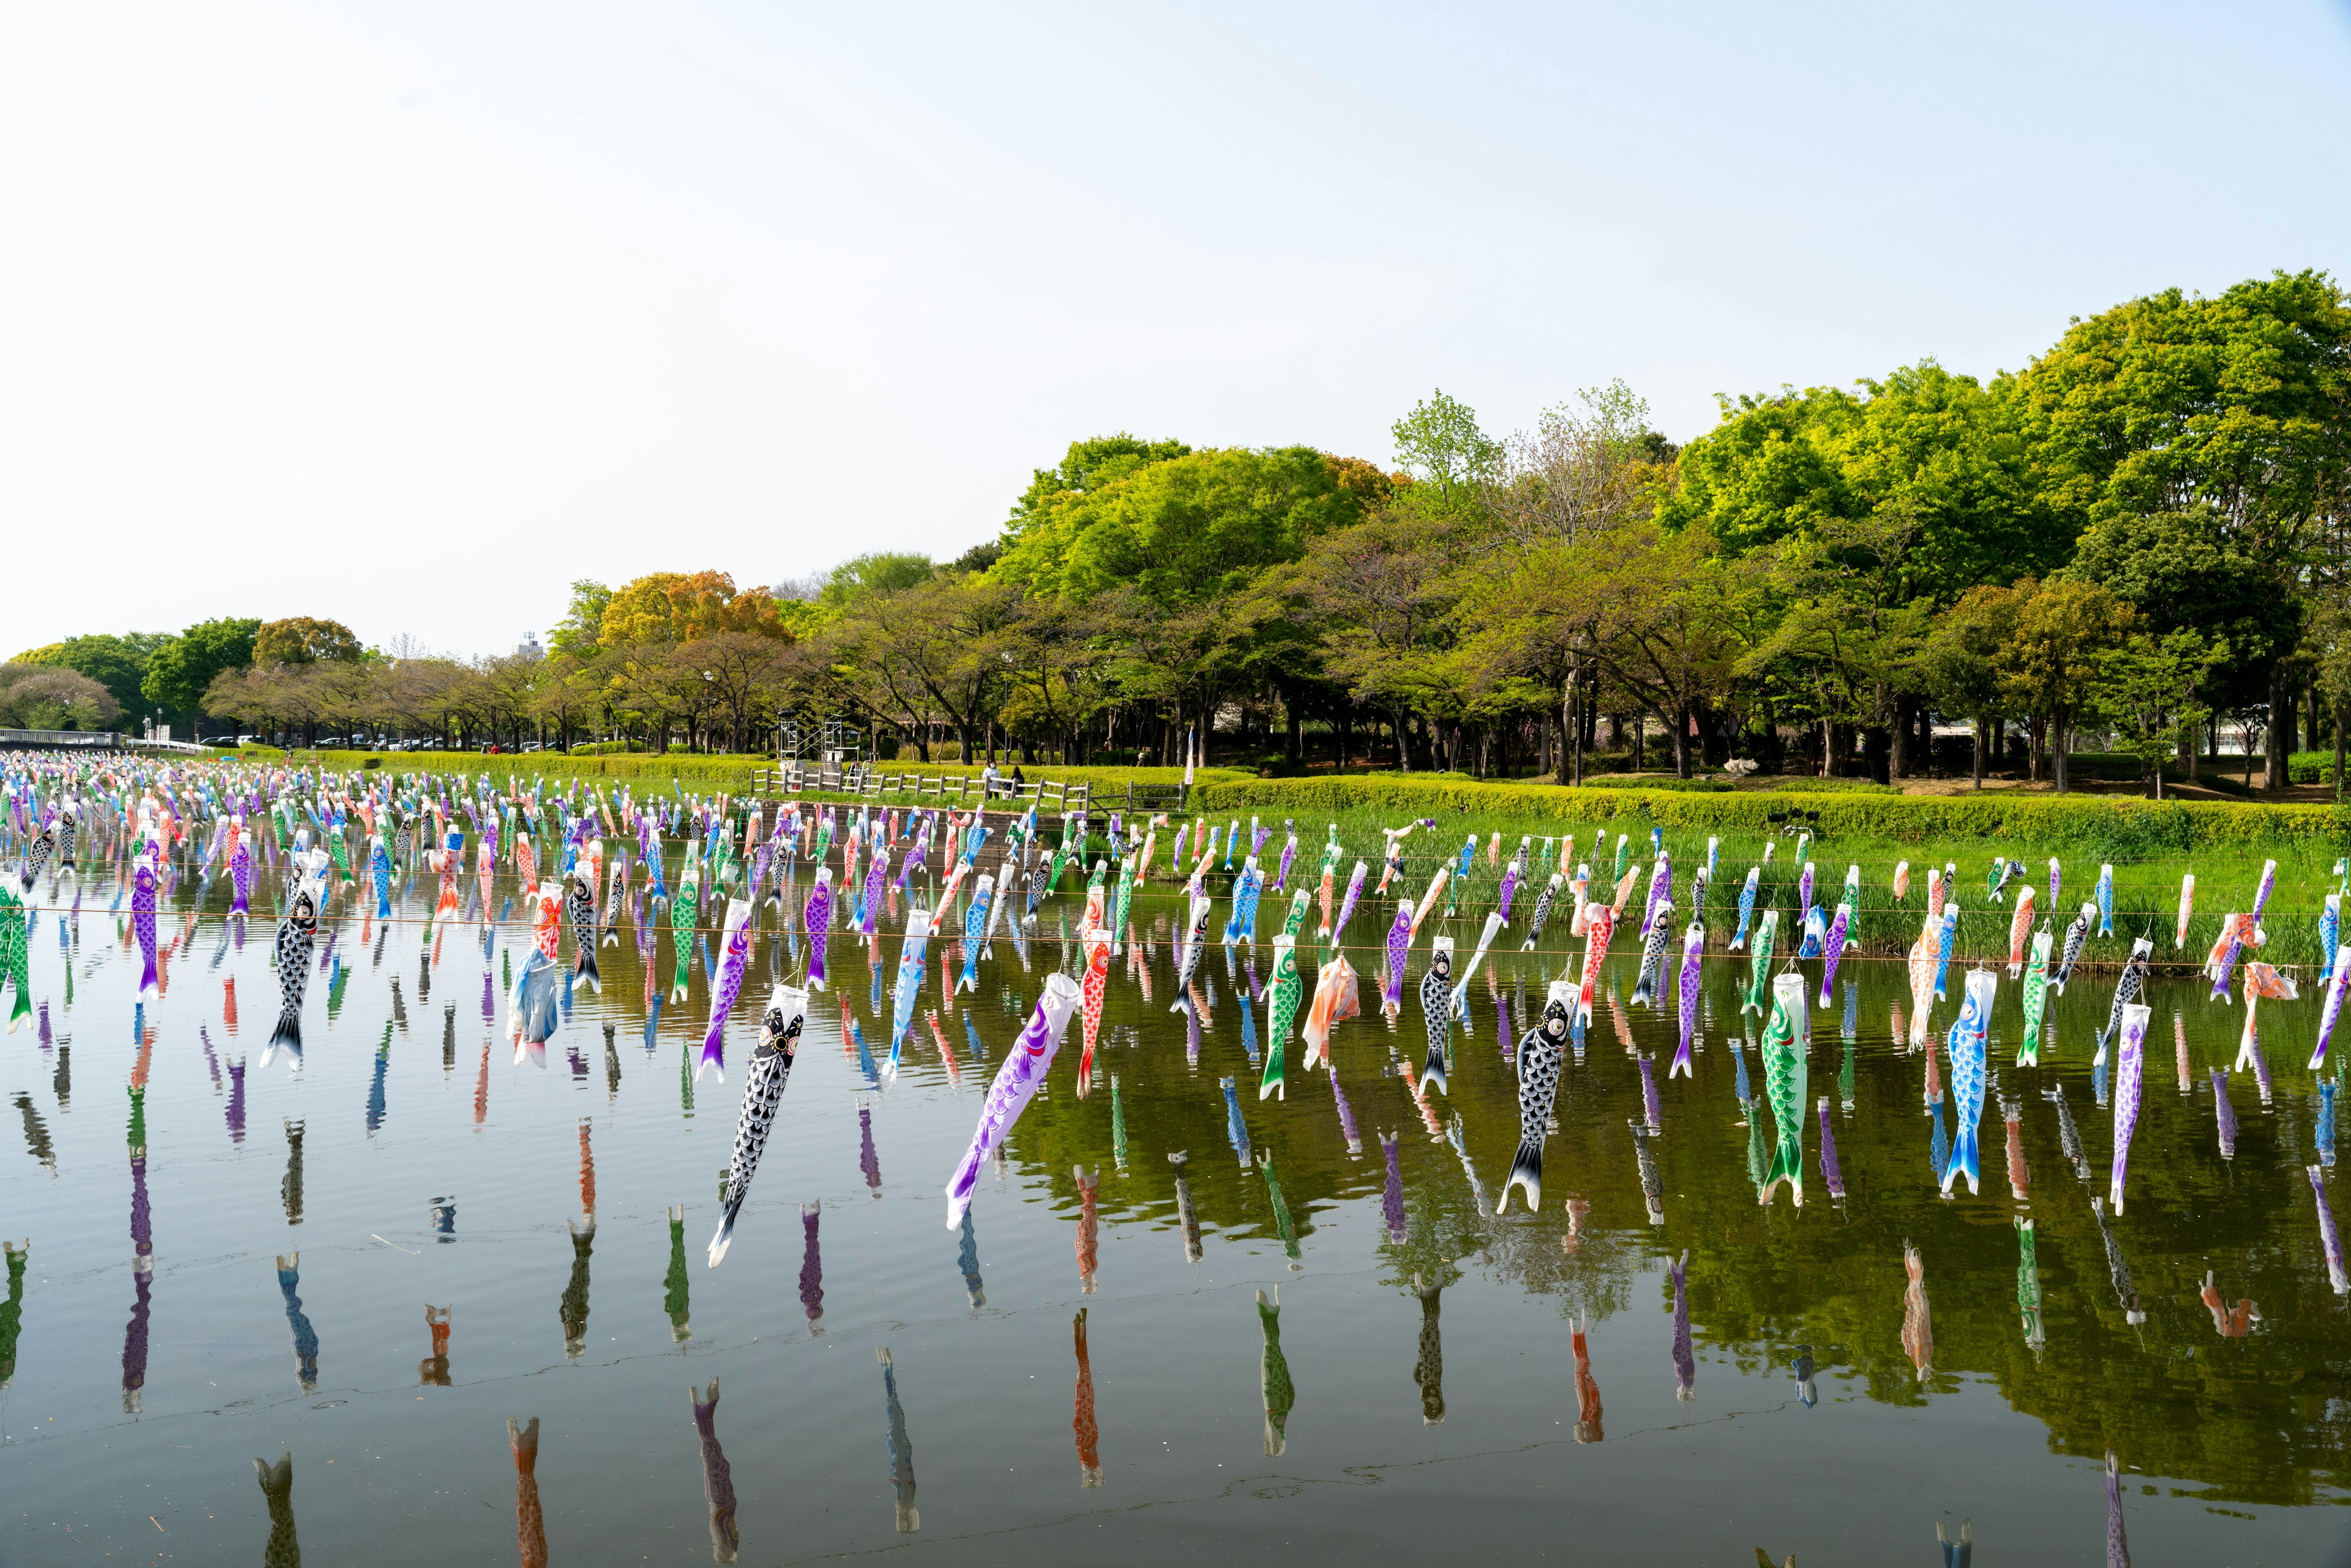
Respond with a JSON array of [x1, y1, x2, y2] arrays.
[[2017, 1218, 2045, 1354], [2090, 1198, 2147, 1324], [2106, 1450, 2132, 1567], [956, 1209, 985, 1308], [1257, 1150, 1300, 1264], [877, 1347, 919, 1534], [254, 1451, 300, 1568], [1668, 1250, 1694, 1400], [509, 1417, 548, 1568], [860, 1104, 882, 1195], [366, 1024, 390, 1135], [227, 1054, 246, 1143], [2046, 1082, 2090, 1180], [419, 1304, 451, 1386], [1937, 1518, 1972, 1566], [665, 1207, 692, 1341], [1256, 1287, 1293, 1456], [561, 1219, 595, 1357], [1379, 1131, 1405, 1242], [2202, 1270, 2259, 1337], [577, 1119, 597, 1215], [277, 1253, 320, 1392], [2212, 1070, 2238, 1158], [690, 1379, 740, 1562], [1221, 1078, 1250, 1168], [280, 1119, 305, 1227], [1791, 1347, 1817, 1408], [0, 1239, 25, 1387], [1630, 1120, 1664, 1225], [123, 1093, 153, 1413], [1074, 1165, 1100, 1291], [1902, 1245, 1934, 1381], [1329, 1065, 1362, 1157], [1169, 1152, 1202, 1263], [800, 1204, 825, 1331], [1412, 1275, 1444, 1424], [1072, 1308, 1101, 1487], [14, 1091, 53, 1173], [1572, 1313, 1602, 1441]]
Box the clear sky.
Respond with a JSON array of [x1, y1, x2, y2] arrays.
[[5, 2, 2348, 659]]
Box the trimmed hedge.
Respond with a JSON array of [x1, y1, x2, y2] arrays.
[[2290, 750, 2347, 786], [1187, 774, 2351, 853]]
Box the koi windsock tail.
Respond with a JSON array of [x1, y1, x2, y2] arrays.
[[1940, 1122, 1980, 1197], [1420, 1044, 1449, 1097], [1498, 1138, 1542, 1214], [577, 947, 601, 994], [140, 956, 159, 1003], [1758, 1136, 1805, 1207], [1169, 991, 1193, 1019], [708, 1188, 745, 1269], [1629, 973, 1658, 1009], [1670, 1040, 1693, 1079], [264, 1008, 301, 1067]]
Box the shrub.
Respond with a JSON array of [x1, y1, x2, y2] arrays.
[[1185, 773, 2350, 852], [2290, 750, 2342, 786], [1767, 776, 1897, 795]]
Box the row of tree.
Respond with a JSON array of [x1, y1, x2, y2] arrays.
[[773, 269, 2348, 792], [20, 270, 2348, 788]]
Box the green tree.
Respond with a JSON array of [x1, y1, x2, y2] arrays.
[[1921, 583, 2026, 787], [816, 554, 937, 616], [998, 446, 1376, 607], [17, 633, 169, 718], [2093, 630, 2224, 798], [2063, 506, 2285, 722], [548, 580, 613, 656], [253, 617, 363, 666], [1007, 434, 1193, 534], [2022, 270, 2351, 790], [1390, 389, 1500, 517], [141, 617, 260, 732], [1998, 579, 2132, 792]]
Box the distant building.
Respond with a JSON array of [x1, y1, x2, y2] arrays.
[[517, 631, 544, 658]]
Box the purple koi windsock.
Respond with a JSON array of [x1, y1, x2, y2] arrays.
[[1673, 920, 1703, 1078], [2315, 946, 2351, 1071], [944, 973, 1082, 1228], [697, 898, 754, 1083], [804, 870, 833, 990], [2109, 1003, 2149, 1215]]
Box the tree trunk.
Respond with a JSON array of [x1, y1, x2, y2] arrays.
[[1566, 675, 1585, 786], [1971, 716, 1985, 790], [1395, 711, 1412, 773], [2334, 700, 2345, 804], [1889, 696, 1912, 778], [2269, 664, 2292, 793], [2053, 711, 2071, 793]]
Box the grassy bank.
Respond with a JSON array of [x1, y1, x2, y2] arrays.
[[209, 749, 2344, 970]]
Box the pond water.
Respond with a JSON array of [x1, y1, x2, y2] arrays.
[[5, 808, 2350, 1566]]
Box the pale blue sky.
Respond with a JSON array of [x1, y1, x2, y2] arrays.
[[4, 2, 2347, 657]]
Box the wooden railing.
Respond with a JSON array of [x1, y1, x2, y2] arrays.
[[751, 761, 1093, 812]]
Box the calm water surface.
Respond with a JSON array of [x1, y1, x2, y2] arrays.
[[6, 826, 2350, 1566]]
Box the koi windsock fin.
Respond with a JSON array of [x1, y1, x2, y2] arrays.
[[1499, 1139, 1542, 1213]]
